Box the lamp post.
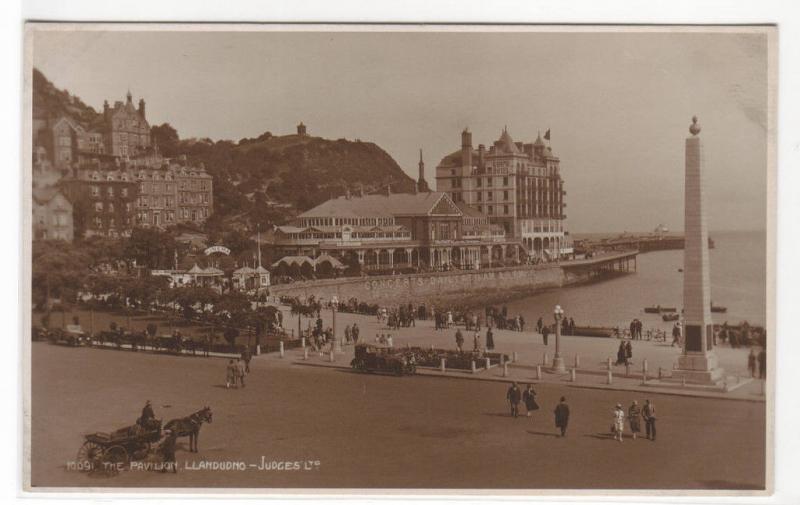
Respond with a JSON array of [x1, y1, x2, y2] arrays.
[[551, 304, 566, 372]]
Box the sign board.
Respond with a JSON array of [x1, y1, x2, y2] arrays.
[[204, 245, 231, 256]]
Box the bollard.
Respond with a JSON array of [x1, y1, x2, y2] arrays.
[[279, 341, 285, 358], [440, 358, 446, 373], [625, 363, 630, 377], [503, 362, 508, 377], [574, 354, 580, 368], [301, 337, 306, 349], [485, 357, 491, 370], [512, 351, 518, 363], [329, 350, 335, 363], [303, 347, 309, 360], [543, 352, 549, 366], [471, 360, 477, 374], [570, 368, 576, 382], [536, 365, 542, 380], [256, 344, 261, 356], [658, 367, 663, 380], [607, 357, 613, 371], [607, 370, 613, 385]]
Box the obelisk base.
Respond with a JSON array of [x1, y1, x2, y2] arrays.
[[671, 352, 724, 385]]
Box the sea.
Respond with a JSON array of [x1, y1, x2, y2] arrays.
[[504, 230, 767, 331]]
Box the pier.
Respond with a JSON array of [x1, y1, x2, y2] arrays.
[[561, 249, 638, 280]]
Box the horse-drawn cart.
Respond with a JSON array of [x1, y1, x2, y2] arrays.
[[76, 420, 162, 475]]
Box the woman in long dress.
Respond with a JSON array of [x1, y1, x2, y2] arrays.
[[613, 403, 625, 442], [628, 401, 641, 440]]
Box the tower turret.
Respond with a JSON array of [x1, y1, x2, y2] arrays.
[[297, 122, 307, 136], [417, 148, 430, 192], [138, 98, 146, 119], [126, 90, 133, 104], [461, 127, 473, 173]]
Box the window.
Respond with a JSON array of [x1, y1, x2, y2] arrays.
[[108, 203, 114, 213], [503, 177, 508, 186], [91, 186, 99, 197], [488, 192, 493, 201], [477, 192, 482, 202], [94, 217, 102, 228], [477, 178, 482, 187], [95, 202, 103, 212], [107, 186, 114, 197], [488, 177, 493, 186], [488, 205, 493, 214], [504, 205, 509, 215], [503, 190, 509, 200], [121, 188, 128, 197]]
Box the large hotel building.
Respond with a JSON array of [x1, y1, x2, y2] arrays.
[[435, 127, 569, 259]]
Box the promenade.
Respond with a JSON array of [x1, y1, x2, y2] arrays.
[[270, 304, 765, 401]]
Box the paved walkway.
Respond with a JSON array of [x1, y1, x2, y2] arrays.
[[265, 304, 765, 402]]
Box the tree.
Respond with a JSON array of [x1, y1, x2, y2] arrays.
[[124, 228, 177, 270], [223, 326, 239, 348], [150, 123, 180, 156]]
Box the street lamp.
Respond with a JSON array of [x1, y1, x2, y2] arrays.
[[551, 304, 566, 372]]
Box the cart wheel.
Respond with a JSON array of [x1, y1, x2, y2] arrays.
[[76, 441, 104, 472], [103, 445, 129, 474]]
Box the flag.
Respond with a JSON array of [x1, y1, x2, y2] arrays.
[[544, 129, 551, 141]]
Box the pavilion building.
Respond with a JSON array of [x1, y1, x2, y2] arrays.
[[272, 191, 522, 272]]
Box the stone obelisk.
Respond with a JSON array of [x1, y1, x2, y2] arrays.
[[673, 116, 724, 384]]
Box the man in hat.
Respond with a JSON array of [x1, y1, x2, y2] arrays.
[[554, 396, 570, 437], [642, 399, 657, 441], [506, 382, 522, 418], [138, 400, 155, 429], [160, 429, 178, 473], [671, 322, 682, 347]]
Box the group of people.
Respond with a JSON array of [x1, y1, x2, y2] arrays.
[[747, 347, 767, 379], [611, 400, 657, 442], [628, 318, 644, 340], [225, 357, 249, 389], [377, 305, 417, 329], [454, 326, 495, 353], [343, 323, 361, 345], [505, 383, 571, 437], [505, 384, 657, 442], [615, 340, 634, 366], [534, 314, 578, 340]]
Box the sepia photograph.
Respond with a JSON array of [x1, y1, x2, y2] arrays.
[[22, 23, 774, 494]]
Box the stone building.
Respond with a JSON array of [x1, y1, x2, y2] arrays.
[[32, 187, 73, 241], [435, 127, 570, 260], [59, 165, 139, 238], [102, 91, 151, 157]]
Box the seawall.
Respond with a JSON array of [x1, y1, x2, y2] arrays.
[[269, 264, 583, 308]]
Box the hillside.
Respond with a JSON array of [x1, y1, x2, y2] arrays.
[[32, 68, 417, 232], [171, 131, 417, 232]]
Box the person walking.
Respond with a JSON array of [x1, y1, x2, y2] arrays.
[[625, 341, 633, 363], [613, 404, 626, 442], [344, 324, 352, 344], [352, 323, 360, 345], [241, 347, 252, 374], [159, 429, 178, 473], [485, 327, 495, 351], [237, 358, 247, 388], [536, 317, 543, 334], [554, 396, 570, 437], [455, 328, 464, 353], [642, 399, 656, 441], [671, 322, 682, 347], [758, 348, 767, 379], [522, 384, 539, 417], [506, 382, 522, 418], [473, 331, 481, 352], [616, 341, 627, 366], [226, 359, 237, 389], [748, 348, 758, 378], [628, 401, 642, 440], [542, 325, 550, 346]]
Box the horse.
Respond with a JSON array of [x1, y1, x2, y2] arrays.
[[163, 406, 213, 453]]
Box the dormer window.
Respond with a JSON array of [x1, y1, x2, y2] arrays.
[[91, 172, 100, 181], [106, 174, 114, 181]]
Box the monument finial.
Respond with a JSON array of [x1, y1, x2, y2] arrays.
[[689, 115, 701, 136]]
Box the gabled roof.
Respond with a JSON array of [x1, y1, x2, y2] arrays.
[[495, 127, 520, 154], [298, 192, 462, 219]]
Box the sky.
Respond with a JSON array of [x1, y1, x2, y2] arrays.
[[31, 27, 770, 233]]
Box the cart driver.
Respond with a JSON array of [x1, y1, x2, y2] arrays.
[[138, 400, 156, 429]]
